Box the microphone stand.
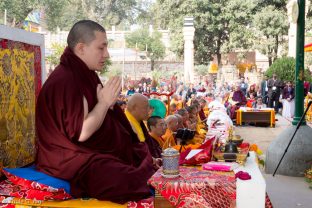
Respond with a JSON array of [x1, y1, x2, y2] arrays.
[[273, 100, 312, 176]]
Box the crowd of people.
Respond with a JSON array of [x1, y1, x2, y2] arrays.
[[124, 73, 300, 120]]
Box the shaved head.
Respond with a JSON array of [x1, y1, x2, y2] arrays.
[[127, 93, 150, 121], [127, 93, 148, 110], [67, 20, 106, 50], [165, 115, 178, 132], [174, 114, 184, 129], [165, 115, 178, 124]]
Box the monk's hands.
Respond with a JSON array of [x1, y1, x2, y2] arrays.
[[152, 157, 162, 170], [97, 76, 121, 107]]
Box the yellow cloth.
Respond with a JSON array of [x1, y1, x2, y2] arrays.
[[203, 106, 209, 117], [150, 132, 165, 149], [173, 143, 201, 153], [0, 47, 36, 167], [170, 99, 183, 110], [305, 95, 312, 122], [162, 129, 176, 149], [125, 110, 145, 142], [236, 109, 275, 127], [4, 197, 126, 208]]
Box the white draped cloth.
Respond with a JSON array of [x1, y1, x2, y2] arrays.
[[282, 99, 295, 119]]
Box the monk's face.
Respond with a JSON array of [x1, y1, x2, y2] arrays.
[[152, 119, 167, 137], [80, 31, 109, 71]]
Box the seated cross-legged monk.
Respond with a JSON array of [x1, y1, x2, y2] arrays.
[[35, 20, 155, 204]]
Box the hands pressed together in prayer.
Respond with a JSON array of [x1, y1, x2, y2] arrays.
[[97, 76, 122, 108], [79, 76, 122, 142]]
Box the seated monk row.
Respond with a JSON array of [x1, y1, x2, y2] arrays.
[[145, 100, 207, 153], [147, 115, 178, 150]]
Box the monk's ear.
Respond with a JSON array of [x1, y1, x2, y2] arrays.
[[75, 43, 85, 56]]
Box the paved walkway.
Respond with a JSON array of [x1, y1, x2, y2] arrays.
[[235, 115, 312, 208]]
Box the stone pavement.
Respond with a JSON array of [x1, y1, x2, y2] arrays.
[[235, 114, 312, 208]]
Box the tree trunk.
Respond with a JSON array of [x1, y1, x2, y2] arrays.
[[216, 38, 222, 66], [273, 35, 279, 62], [268, 56, 272, 66], [151, 59, 155, 71], [217, 53, 222, 66]]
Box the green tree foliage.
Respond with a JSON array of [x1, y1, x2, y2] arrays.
[[46, 43, 66, 67], [44, 0, 89, 31], [152, 0, 256, 65], [126, 29, 165, 71], [44, 0, 138, 31], [252, 6, 288, 66], [195, 64, 209, 83], [195, 65, 209, 77], [1, 0, 143, 31], [101, 58, 113, 74], [0, 0, 39, 27], [265, 57, 312, 82], [255, 0, 287, 10], [93, 0, 137, 26], [44, 0, 154, 31]]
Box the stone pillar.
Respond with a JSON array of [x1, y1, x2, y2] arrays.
[[183, 17, 195, 84]]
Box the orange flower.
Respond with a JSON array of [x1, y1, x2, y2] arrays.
[[250, 144, 258, 152]]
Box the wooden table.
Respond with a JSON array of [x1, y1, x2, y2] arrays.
[[236, 108, 275, 127]]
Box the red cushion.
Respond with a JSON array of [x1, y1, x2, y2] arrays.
[[1, 170, 71, 200], [179, 137, 215, 165]]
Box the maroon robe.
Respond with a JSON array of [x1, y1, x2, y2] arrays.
[[141, 122, 162, 159], [230, 90, 247, 119], [35, 47, 155, 203]]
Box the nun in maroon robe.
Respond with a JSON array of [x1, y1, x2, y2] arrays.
[[35, 47, 155, 203]]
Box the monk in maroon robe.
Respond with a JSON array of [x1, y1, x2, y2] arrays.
[[228, 85, 247, 119], [35, 20, 155, 203]]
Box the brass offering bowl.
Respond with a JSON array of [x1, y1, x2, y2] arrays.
[[232, 135, 243, 145]]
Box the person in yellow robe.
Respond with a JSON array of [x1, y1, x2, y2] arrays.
[[162, 115, 179, 149], [186, 105, 206, 144], [170, 94, 183, 110], [306, 92, 312, 122]]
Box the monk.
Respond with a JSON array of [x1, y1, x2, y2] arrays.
[[163, 115, 179, 149], [147, 116, 166, 149], [177, 108, 196, 130], [126, 93, 163, 161], [35, 20, 155, 203], [175, 114, 184, 129], [227, 84, 247, 119], [170, 94, 183, 110], [198, 99, 208, 121]]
